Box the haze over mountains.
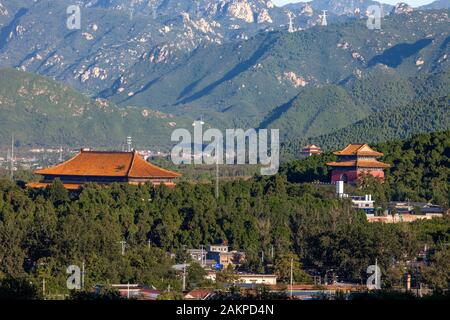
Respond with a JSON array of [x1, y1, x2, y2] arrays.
[[0, 0, 449, 149]]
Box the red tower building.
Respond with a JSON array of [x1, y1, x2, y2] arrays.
[[326, 144, 390, 184], [301, 144, 322, 157]]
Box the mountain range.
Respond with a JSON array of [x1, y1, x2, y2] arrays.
[[0, 0, 449, 150]]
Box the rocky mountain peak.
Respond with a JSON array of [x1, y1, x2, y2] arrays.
[[393, 2, 414, 14]]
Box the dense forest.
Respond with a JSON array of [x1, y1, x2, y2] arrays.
[[0, 131, 449, 299]]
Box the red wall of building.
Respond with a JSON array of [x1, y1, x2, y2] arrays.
[[330, 169, 385, 183], [330, 169, 359, 183], [357, 169, 385, 181]]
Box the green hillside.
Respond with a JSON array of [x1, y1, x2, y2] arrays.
[[0, 68, 192, 149], [313, 95, 449, 150], [282, 94, 449, 158], [265, 85, 371, 140]]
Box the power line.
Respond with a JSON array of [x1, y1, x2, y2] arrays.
[[118, 241, 127, 256], [182, 261, 187, 292]]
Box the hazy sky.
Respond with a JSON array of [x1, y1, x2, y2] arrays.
[[272, 0, 437, 7]]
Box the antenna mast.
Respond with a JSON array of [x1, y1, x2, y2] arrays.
[[287, 11, 295, 33], [321, 10, 328, 26], [127, 136, 133, 152]]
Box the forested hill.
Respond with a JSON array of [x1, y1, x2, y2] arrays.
[[282, 93, 450, 156], [311, 95, 449, 150], [0, 68, 192, 149], [1, 130, 449, 298], [378, 130, 450, 207]]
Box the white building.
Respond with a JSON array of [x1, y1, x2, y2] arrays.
[[237, 274, 277, 285], [351, 195, 374, 210]]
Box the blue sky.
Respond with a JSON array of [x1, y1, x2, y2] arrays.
[[272, 0, 437, 7]]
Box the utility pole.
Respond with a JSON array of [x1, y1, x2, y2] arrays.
[[182, 261, 187, 292], [127, 282, 130, 299], [287, 11, 295, 33], [200, 244, 204, 266], [261, 250, 264, 264], [81, 261, 85, 290], [321, 10, 328, 26], [416, 266, 420, 297], [375, 258, 378, 289], [290, 258, 293, 298], [271, 245, 274, 259], [148, 239, 151, 250], [119, 241, 127, 256], [42, 278, 46, 299]]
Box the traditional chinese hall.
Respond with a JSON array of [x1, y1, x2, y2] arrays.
[[327, 144, 390, 184], [27, 149, 181, 190]]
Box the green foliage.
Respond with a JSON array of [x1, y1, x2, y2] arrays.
[[268, 85, 371, 140], [187, 262, 209, 290], [69, 288, 124, 300], [421, 245, 450, 292], [379, 130, 450, 206], [0, 275, 41, 300], [274, 253, 312, 284], [157, 291, 184, 300], [309, 95, 450, 151]]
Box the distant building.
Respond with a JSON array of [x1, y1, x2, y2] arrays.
[[366, 202, 445, 223], [327, 144, 390, 184], [367, 214, 443, 223], [351, 195, 375, 212], [27, 149, 181, 190], [184, 289, 213, 300], [187, 249, 207, 262], [236, 274, 277, 285], [389, 201, 445, 215], [207, 244, 229, 253], [206, 251, 246, 269], [301, 144, 322, 157]]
